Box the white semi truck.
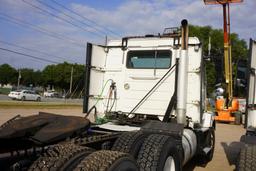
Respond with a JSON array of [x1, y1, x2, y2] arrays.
[[237, 39, 256, 171], [0, 20, 215, 171]]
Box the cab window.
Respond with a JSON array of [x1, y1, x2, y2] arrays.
[[126, 50, 172, 69]]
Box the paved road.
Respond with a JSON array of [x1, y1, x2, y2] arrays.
[[0, 94, 82, 104], [0, 94, 9, 101], [184, 123, 245, 171]]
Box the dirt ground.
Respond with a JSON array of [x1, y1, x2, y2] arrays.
[[0, 107, 246, 171]]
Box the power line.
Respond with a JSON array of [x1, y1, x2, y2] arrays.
[[50, 0, 121, 38], [0, 47, 59, 64], [22, 0, 105, 38], [0, 13, 85, 48], [36, 0, 112, 38], [0, 40, 78, 63]]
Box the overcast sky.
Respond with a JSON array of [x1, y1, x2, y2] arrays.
[[0, 0, 255, 70]]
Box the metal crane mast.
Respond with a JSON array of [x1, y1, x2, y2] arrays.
[[204, 0, 243, 102]]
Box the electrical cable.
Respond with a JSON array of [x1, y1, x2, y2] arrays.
[[36, 0, 111, 38], [85, 79, 113, 118], [50, 0, 121, 38], [85, 105, 97, 118], [94, 79, 113, 106], [105, 88, 112, 112], [0, 13, 84, 48], [106, 82, 117, 113], [22, 0, 105, 38], [69, 73, 84, 98], [0, 40, 78, 63], [108, 88, 117, 112], [0, 47, 59, 64]]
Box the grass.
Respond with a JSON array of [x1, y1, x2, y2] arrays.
[[0, 87, 11, 95], [0, 101, 82, 109]]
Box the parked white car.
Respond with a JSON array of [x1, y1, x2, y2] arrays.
[[43, 90, 58, 98], [8, 90, 41, 101]]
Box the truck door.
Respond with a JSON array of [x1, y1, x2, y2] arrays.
[[120, 49, 175, 115], [84, 43, 107, 114], [246, 39, 256, 128]]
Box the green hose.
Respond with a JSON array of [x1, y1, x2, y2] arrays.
[[94, 79, 113, 123], [94, 79, 113, 106]]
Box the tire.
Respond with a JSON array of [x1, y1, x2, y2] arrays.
[[36, 97, 41, 102], [205, 128, 215, 162], [237, 145, 256, 171], [112, 131, 148, 158], [21, 96, 25, 101], [137, 134, 182, 171], [28, 143, 93, 171], [197, 128, 215, 164], [74, 150, 139, 171]]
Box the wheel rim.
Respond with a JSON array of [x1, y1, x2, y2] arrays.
[[163, 156, 176, 171]]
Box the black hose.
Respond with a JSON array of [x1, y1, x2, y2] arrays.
[[85, 105, 97, 118]]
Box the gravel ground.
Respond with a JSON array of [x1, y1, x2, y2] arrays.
[[0, 107, 246, 171], [184, 123, 245, 171]]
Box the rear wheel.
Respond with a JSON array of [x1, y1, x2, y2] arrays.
[[74, 150, 139, 171], [197, 128, 215, 164], [205, 128, 215, 162], [137, 134, 182, 171], [36, 97, 41, 102], [112, 131, 148, 158], [237, 145, 256, 171], [29, 143, 93, 171]]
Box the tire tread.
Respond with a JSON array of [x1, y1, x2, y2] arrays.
[[74, 150, 135, 171], [111, 131, 147, 156], [238, 145, 256, 171], [29, 143, 93, 171], [137, 134, 171, 170]]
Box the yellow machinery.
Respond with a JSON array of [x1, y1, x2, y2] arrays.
[[204, 0, 243, 122]]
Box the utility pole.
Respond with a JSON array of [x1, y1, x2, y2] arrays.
[[17, 70, 21, 90], [69, 66, 73, 95]]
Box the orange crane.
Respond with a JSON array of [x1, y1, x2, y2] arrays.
[[203, 0, 243, 122]]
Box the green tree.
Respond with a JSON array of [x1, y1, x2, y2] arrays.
[[42, 62, 84, 94], [20, 68, 34, 87], [42, 64, 58, 88], [33, 70, 43, 86], [189, 25, 248, 96], [0, 64, 17, 86]]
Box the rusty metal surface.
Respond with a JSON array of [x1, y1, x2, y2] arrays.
[[204, 0, 243, 5], [0, 112, 90, 146], [0, 114, 52, 139], [32, 114, 90, 144]]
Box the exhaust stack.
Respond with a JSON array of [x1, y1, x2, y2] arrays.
[[176, 19, 189, 125]]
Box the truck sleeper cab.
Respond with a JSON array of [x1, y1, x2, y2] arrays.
[[83, 21, 215, 170], [85, 36, 204, 122]]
